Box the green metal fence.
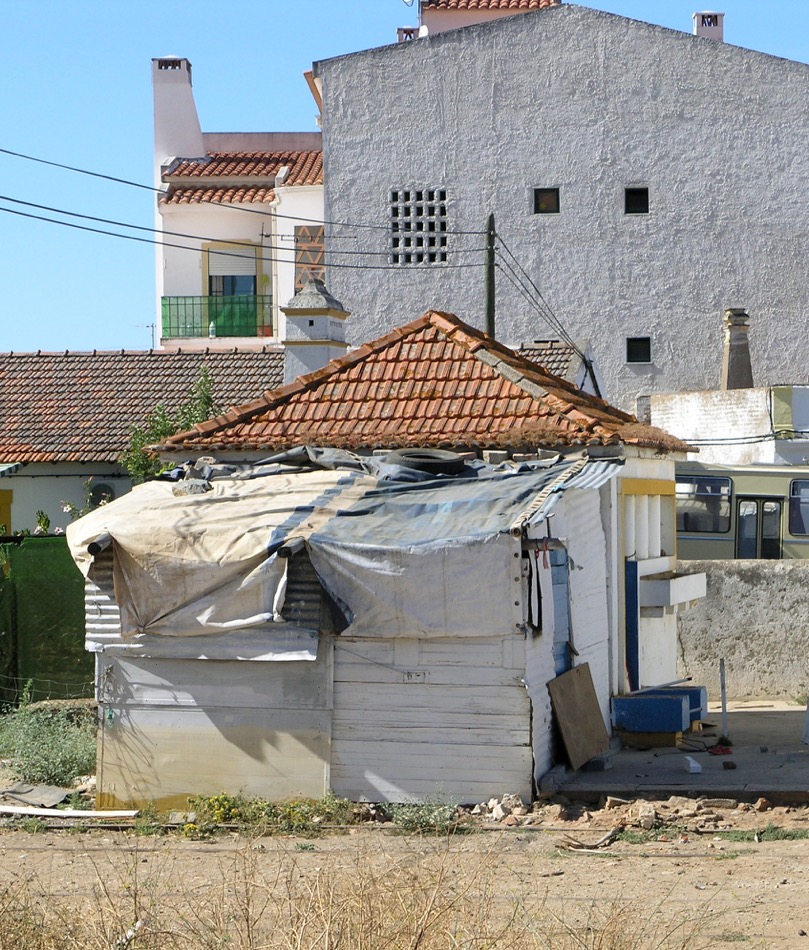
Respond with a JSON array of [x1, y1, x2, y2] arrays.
[[0, 537, 92, 706], [161, 295, 274, 339]]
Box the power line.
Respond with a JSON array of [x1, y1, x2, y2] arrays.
[[0, 146, 488, 236], [496, 237, 582, 354], [0, 204, 484, 271], [494, 253, 580, 354], [0, 193, 486, 260]]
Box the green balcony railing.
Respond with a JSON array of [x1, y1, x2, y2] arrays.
[[161, 295, 274, 339]]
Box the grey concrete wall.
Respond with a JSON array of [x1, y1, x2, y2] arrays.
[[677, 560, 809, 701], [315, 4, 809, 412]]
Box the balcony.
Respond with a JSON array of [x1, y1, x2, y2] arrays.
[[161, 295, 273, 339]]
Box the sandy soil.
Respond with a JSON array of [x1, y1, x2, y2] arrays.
[[2, 799, 809, 949]]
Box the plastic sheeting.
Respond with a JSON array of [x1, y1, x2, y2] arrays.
[[67, 452, 615, 641]]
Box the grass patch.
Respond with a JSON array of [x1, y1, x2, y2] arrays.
[[388, 796, 463, 835], [616, 828, 658, 844], [0, 699, 96, 786], [185, 791, 359, 838], [713, 824, 809, 842]]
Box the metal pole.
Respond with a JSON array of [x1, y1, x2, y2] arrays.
[[485, 213, 495, 338], [719, 658, 730, 742]]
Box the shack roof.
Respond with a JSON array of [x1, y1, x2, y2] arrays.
[[157, 311, 687, 454]]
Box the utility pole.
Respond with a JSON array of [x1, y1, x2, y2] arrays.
[[484, 213, 496, 338]]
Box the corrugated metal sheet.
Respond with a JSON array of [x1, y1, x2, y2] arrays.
[[524, 458, 624, 529], [85, 550, 122, 650]]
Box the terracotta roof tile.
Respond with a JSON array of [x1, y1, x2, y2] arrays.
[[0, 349, 283, 464], [162, 185, 276, 206], [160, 312, 686, 455], [422, 0, 561, 9], [161, 150, 322, 206]]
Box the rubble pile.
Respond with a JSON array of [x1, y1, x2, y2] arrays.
[[460, 791, 794, 836]]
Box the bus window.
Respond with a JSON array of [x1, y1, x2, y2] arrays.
[[676, 476, 731, 533], [789, 480, 809, 535]]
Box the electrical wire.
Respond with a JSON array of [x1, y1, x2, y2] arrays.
[[495, 253, 583, 356], [0, 193, 486, 260], [496, 237, 583, 355], [0, 146, 488, 236], [0, 204, 484, 271]]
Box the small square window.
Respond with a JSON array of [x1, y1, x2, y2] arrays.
[[625, 187, 649, 215], [533, 188, 560, 215], [626, 337, 651, 363]]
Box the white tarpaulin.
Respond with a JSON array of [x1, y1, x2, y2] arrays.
[[68, 467, 375, 639], [68, 453, 616, 641]]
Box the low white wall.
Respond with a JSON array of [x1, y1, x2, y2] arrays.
[[676, 559, 809, 701]]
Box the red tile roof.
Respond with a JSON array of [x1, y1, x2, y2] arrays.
[[161, 151, 322, 206], [0, 349, 283, 464], [160, 312, 686, 455], [422, 0, 561, 9], [163, 185, 277, 206]]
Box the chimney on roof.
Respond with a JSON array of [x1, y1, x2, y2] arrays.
[[721, 308, 754, 390], [282, 276, 351, 385], [693, 11, 724, 41], [152, 57, 205, 182]]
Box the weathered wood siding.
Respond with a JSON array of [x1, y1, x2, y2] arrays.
[[86, 550, 333, 809], [559, 489, 612, 722], [96, 647, 333, 810], [330, 635, 532, 803]]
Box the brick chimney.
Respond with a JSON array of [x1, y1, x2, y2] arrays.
[[282, 277, 350, 385], [693, 12, 725, 41], [721, 309, 754, 390]]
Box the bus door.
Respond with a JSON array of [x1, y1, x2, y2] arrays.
[[735, 497, 782, 559]]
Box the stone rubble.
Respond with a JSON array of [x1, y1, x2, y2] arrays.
[[457, 789, 798, 837]]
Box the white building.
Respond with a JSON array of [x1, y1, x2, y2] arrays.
[[153, 58, 324, 349], [312, 4, 809, 412]]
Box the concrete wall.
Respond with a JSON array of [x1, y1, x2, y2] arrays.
[[677, 559, 809, 700], [316, 5, 809, 411], [652, 389, 773, 465], [5, 465, 131, 535], [651, 388, 809, 465]]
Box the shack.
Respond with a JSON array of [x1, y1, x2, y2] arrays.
[[67, 312, 702, 808]]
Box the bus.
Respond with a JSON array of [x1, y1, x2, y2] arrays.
[[676, 462, 809, 560]]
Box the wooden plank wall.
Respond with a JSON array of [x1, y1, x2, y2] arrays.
[[97, 647, 333, 809], [330, 635, 532, 804], [559, 489, 612, 722]]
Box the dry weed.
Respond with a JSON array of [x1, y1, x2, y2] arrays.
[[0, 834, 716, 949]]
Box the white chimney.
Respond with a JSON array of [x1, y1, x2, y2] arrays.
[[693, 12, 725, 41], [152, 57, 205, 182], [282, 277, 350, 385], [397, 26, 420, 43]]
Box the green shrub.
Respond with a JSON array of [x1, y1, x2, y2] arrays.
[[0, 700, 96, 786], [388, 797, 460, 835], [186, 791, 358, 837]]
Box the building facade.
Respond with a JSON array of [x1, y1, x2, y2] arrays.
[[313, 4, 809, 411], [153, 58, 324, 349]]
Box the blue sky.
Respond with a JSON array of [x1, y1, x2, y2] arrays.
[[2, 0, 807, 353]]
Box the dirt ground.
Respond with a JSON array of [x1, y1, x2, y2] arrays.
[[2, 798, 809, 949]]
